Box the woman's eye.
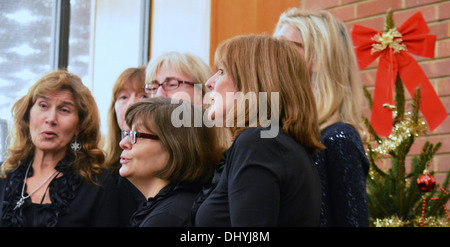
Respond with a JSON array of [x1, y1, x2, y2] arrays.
[[218, 69, 224, 75], [139, 94, 149, 99]]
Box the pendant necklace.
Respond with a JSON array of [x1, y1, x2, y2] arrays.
[[14, 161, 59, 210]]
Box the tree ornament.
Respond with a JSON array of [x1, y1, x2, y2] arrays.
[[417, 172, 436, 192]]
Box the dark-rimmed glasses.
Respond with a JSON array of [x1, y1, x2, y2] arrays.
[[144, 78, 196, 95], [121, 130, 159, 145]]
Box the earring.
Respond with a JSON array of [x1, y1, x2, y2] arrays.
[[70, 136, 82, 152]]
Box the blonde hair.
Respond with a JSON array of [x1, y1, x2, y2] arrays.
[[275, 8, 364, 134], [1, 70, 104, 182], [104, 66, 146, 172], [145, 51, 212, 96], [214, 34, 324, 152], [146, 51, 232, 150], [125, 97, 223, 184]]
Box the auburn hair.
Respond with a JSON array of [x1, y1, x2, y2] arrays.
[[214, 34, 324, 152]]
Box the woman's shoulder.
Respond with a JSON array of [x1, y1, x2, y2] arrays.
[[321, 122, 362, 143], [233, 126, 290, 147]]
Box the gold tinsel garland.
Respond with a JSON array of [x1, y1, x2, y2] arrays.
[[366, 112, 428, 161], [373, 216, 450, 227]]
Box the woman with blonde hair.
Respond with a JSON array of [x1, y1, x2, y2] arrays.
[[0, 70, 119, 226], [145, 51, 231, 152], [194, 35, 323, 226], [274, 8, 370, 227], [144, 51, 212, 106]]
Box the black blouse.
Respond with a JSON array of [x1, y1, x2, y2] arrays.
[[313, 122, 370, 227], [194, 127, 322, 227], [0, 156, 120, 227], [129, 182, 201, 227], [114, 173, 146, 226]]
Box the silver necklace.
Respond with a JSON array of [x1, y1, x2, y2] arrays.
[[14, 161, 59, 210]]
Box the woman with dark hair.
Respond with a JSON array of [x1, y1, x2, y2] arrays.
[[119, 97, 223, 227], [0, 70, 119, 227]]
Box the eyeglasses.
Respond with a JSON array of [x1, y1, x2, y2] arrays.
[[144, 78, 196, 94], [121, 130, 159, 145]]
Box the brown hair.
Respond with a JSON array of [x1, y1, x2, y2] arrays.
[[1, 70, 104, 182], [125, 97, 223, 184], [214, 34, 324, 152], [104, 66, 146, 172]]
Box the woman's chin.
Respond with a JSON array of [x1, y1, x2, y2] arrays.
[[119, 165, 131, 178]]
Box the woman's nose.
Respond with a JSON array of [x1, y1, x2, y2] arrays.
[[205, 76, 215, 91], [45, 109, 57, 125], [153, 86, 167, 98], [126, 94, 139, 108], [119, 135, 131, 150]]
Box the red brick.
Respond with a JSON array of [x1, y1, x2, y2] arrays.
[[356, 0, 403, 18], [393, 5, 437, 25], [341, 0, 360, 5], [436, 40, 450, 58], [303, 0, 339, 9], [429, 21, 450, 39], [435, 78, 450, 96], [439, 96, 450, 114], [438, 1, 450, 19], [432, 116, 450, 135], [359, 68, 377, 86], [347, 16, 385, 32], [409, 134, 450, 155], [329, 5, 356, 22], [421, 59, 450, 78], [405, 0, 442, 8], [434, 154, 450, 173]]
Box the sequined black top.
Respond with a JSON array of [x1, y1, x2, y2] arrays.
[[314, 122, 370, 227]]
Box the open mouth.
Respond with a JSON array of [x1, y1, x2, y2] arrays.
[[42, 131, 57, 139]]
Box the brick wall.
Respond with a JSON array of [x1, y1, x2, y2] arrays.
[[300, 0, 449, 191]]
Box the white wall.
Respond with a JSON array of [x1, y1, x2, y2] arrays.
[[91, 0, 143, 134], [151, 0, 210, 63], [90, 0, 211, 134]]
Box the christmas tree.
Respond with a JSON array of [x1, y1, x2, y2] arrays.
[[352, 10, 450, 227]]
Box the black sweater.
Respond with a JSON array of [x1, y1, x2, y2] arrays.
[[194, 127, 322, 227]]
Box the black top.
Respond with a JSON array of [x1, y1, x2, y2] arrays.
[[114, 172, 146, 226], [313, 122, 370, 227], [0, 155, 120, 227], [129, 182, 201, 227], [194, 127, 322, 227]]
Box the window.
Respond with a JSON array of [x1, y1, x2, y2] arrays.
[[0, 0, 150, 161], [0, 0, 92, 160]]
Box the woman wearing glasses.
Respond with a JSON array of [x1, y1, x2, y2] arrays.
[[119, 97, 223, 227], [144, 51, 212, 106]]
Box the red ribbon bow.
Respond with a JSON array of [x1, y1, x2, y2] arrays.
[[352, 12, 447, 137]]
